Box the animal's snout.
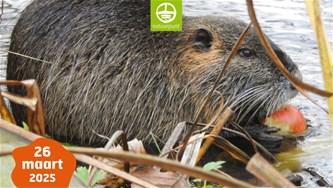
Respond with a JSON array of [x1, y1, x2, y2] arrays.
[[275, 48, 302, 79]]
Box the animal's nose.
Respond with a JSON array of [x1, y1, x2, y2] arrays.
[[275, 50, 294, 71], [275, 48, 302, 81]]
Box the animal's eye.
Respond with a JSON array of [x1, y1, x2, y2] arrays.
[[238, 48, 254, 58]]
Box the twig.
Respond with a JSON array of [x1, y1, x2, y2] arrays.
[[0, 118, 41, 141], [195, 108, 233, 164], [230, 120, 258, 153], [75, 154, 158, 188], [4, 50, 52, 64], [246, 153, 296, 187], [0, 149, 13, 156], [303, 167, 331, 187], [0, 92, 16, 124], [88, 130, 124, 186], [213, 136, 251, 164]]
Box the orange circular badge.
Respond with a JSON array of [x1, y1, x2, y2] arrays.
[[11, 138, 76, 188]]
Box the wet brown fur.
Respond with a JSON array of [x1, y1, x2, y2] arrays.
[[7, 0, 301, 146]]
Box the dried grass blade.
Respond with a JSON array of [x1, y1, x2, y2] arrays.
[[75, 154, 158, 188], [21, 80, 45, 136], [0, 92, 16, 124], [88, 130, 125, 185], [246, 153, 296, 188], [195, 108, 233, 164], [181, 133, 205, 167], [0, 80, 27, 86], [159, 122, 186, 159], [0, 80, 45, 135], [304, 0, 333, 126], [5, 50, 52, 64], [0, 118, 41, 141], [213, 137, 251, 164], [1, 91, 37, 111]]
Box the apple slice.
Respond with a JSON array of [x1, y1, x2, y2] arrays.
[[263, 104, 307, 135]]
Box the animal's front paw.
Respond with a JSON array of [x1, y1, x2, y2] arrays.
[[244, 124, 284, 149]]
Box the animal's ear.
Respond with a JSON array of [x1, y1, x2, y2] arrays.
[[193, 28, 213, 51]]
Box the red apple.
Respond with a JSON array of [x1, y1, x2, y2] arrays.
[[263, 104, 307, 135]]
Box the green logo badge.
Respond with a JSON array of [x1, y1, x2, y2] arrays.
[[151, 0, 182, 31]]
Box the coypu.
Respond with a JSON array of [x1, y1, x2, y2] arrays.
[[7, 0, 301, 147]]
